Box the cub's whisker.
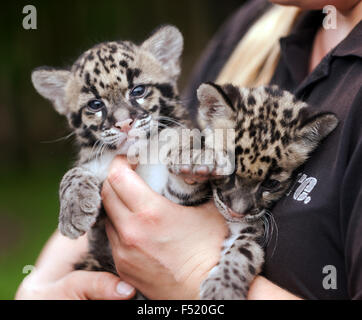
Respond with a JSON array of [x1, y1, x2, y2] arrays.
[[41, 132, 75, 144]]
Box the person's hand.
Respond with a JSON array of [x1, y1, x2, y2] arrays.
[[15, 231, 136, 300], [102, 156, 228, 300]]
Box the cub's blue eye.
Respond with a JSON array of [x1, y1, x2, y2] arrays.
[[261, 179, 280, 190], [87, 99, 104, 111], [130, 85, 146, 98]]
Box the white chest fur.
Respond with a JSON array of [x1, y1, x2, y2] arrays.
[[135, 163, 168, 194], [82, 152, 168, 194]]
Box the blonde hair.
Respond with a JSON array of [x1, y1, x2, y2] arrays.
[[216, 5, 301, 87]]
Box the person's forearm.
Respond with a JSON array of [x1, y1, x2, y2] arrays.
[[247, 276, 302, 300]]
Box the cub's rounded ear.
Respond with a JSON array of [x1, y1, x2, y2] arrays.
[[197, 83, 224, 107], [197, 82, 235, 129], [31, 67, 71, 115], [197, 82, 233, 116], [141, 25, 183, 80], [298, 110, 339, 148]]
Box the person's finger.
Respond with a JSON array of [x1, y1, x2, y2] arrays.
[[102, 179, 132, 229], [105, 218, 121, 248], [107, 156, 162, 212], [105, 219, 134, 275], [62, 270, 136, 300]]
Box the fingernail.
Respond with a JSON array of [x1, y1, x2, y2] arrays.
[[116, 281, 135, 297]]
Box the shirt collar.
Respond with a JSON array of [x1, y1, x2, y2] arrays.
[[281, 10, 362, 59], [278, 11, 362, 96], [332, 20, 362, 58], [278, 10, 322, 87]]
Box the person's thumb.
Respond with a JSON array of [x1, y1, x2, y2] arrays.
[[62, 270, 136, 300]]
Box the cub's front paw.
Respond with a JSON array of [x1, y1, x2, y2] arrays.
[[59, 175, 101, 239], [166, 146, 191, 175], [200, 265, 248, 300], [167, 148, 231, 183]]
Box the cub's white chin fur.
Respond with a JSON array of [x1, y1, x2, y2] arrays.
[[245, 209, 266, 223]]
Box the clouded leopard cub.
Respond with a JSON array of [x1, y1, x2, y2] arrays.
[[31, 26, 208, 278], [168, 82, 338, 299]]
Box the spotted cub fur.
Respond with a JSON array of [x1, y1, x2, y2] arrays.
[[31, 24, 338, 300], [31, 26, 202, 282], [169, 82, 338, 299]]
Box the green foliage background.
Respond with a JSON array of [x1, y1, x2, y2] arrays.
[[0, 0, 242, 299]]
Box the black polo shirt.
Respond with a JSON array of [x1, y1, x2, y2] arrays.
[[183, 0, 362, 299]]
